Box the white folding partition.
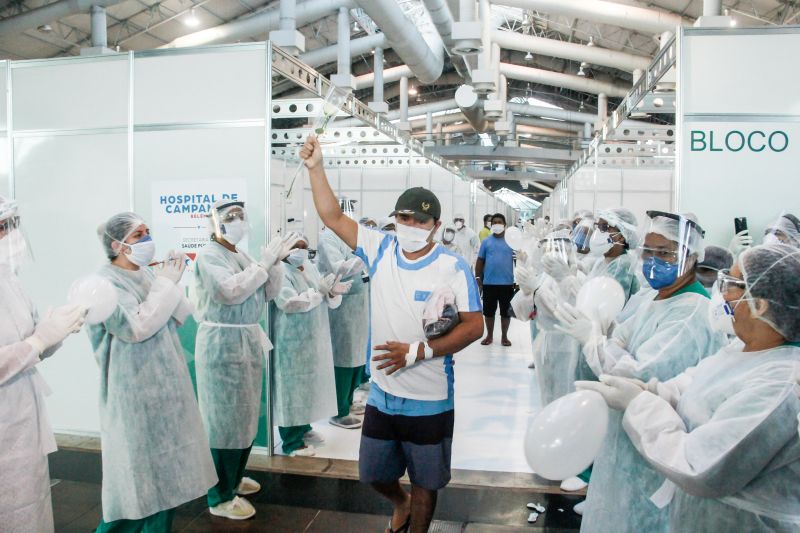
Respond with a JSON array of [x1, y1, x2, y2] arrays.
[[7, 44, 271, 437]]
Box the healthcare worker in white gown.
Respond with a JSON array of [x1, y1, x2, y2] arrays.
[[0, 196, 86, 533]]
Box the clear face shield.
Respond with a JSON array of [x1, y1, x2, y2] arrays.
[[442, 228, 456, 244], [571, 219, 594, 255], [762, 211, 800, 248], [0, 209, 33, 271], [639, 211, 705, 290], [540, 236, 575, 267], [210, 202, 249, 246]]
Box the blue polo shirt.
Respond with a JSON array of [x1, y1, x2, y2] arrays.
[[478, 235, 514, 285]]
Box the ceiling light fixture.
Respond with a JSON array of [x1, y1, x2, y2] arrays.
[[408, 85, 418, 96], [524, 51, 533, 61], [577, 66, 585, 77], [184, 7, 200, 27]]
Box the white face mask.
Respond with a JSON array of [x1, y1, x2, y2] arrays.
[[762, 232, 784, 246], [708, 288, 738, 336], [490, 224, 505, 235], [124, 236, 156, 267], [588, 230, 614, 257], [286, 249, 308, 267], [454, 221, 464, 230], [443, 231, 456, 244], [396, 223, 434, 253], [221, 220, 248, 245]]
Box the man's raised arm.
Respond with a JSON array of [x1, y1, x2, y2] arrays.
[[299, 135, 358, 249]]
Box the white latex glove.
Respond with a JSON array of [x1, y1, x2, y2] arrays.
[[728, 230, 753, 255], [260, 236, 284, 268], [26, 304, 87, 355], [516, 249, 529, 266], [278, 232, 304, 260], [331, 279, 353, 296], [541, 254, 572, 282], [155, 252, 187, 284], [553, 302, 598, 345], [575, 374, 645, 410], [307, 288, 324, 307], [318, 273, 339, 295], [534, 284, 559, 318], [515, 266, 541, 296], [335, 257, 365, 279]]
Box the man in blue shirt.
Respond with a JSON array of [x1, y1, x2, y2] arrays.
[[476, 213, 515, 347]]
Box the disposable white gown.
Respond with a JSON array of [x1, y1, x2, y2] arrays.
[[453, 226, 480, 268], [624, 343, 800, 532], [0, 268, 59, 533], [192, 241, 282, 449], [270, 261, 339, 427], [579, 284, 726, 533], [532, 276, 583, 406], [87, 265, 217, 522], [317, 229, 369, 368]]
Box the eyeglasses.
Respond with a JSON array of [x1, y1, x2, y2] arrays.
[[640, 246, 679, 262], [717, 269, 747, 293], [221, 211, 246, 223], [0, 215, 20, 233]]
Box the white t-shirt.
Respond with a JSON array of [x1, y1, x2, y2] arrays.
[[355, 226, 482, 401]]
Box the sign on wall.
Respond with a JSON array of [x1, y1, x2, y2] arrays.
[[151, 178, 247, 280]]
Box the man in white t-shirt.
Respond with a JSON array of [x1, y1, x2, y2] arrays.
[[300, 135, 484, 533]]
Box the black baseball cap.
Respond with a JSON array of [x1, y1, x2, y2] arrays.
[[390, 187, 441, 222]]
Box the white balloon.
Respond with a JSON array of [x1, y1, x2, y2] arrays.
[[576, 276, 626, 328], [524, 390, 609, 480], [67, 275, 118, 325], [505, 227, 524, 250]]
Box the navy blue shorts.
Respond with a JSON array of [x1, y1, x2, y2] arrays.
[[358, 405, 454, 491]]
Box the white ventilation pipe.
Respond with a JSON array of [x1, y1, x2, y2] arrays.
[[280, 0, 297, 30], [492, 29, 650, 73], [165, 0, 354, 48], [506, 102, 596, 124], [426, 111, 434, 142], [455, 84, 488, 131], [0, 0, 122, 36], [596, 93, 608, 131], [90, 5, 108, 48], [491, 0, 687, 35], [336, 7, 350, 77], [300, 33, 386, 67], [421, 0, 471, 78], [442, 122, 572, 137], [500, 63, 629, 97], [336, 98, 458, 127], [354, 65, 413, 90], [515, 116, 584, 133], [399, 76, 410, 128], [353, 0, 444, 84], [373, 47, 385, 104], [703, 0, 722, 17], [410, 111, 466, 129]]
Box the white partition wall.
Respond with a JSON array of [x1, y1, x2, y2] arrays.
[[676, 27, 800, 246], [7, 44, 271, 437]]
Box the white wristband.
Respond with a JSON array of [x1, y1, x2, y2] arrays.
[[423, 343, 434, 360], [405, 342, 420, 368]]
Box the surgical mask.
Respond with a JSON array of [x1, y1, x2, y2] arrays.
[[588, 230, 614, 257], [220, 220, 247, 245], [642, 256, 679, 289], [286, 249, 308, 267], [0, 229, 29, 266], [491, 224, 505, 235], [443, 231, 455, 243], [124, 235, 156, 267], [708, 289, 737, 336], [396, 223, 433, 253], [762, 232, 783, 246], [454, 221, 464, 230]]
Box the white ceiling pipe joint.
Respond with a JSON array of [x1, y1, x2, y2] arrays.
[[280, 0, 297, 31], [455, 84, 488, 131], [90, 5, 108, 48], [353, 0, 444, 84], [336, 7, 350, 76], [452, 0, 482, 55], [0, 0, 121, 36]]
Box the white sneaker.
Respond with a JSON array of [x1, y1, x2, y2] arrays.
[[303, 430, 325, 445], [574, 500, 586, 516], [236, 476, 261, 496], [350, 402, 366, 415], [560, 476, 588, 492], [209, 496, 256, 520], [329, 415, 363, 429], [289, 445, 316, 457]]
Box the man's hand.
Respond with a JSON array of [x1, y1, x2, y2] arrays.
[[373, 341, 418, 375], [299, 134, 323, 171]]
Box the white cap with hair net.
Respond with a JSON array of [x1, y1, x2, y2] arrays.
[[0, 195, 18, 220], [764, 215, 800, 247], [646, 211, 706, 263], [97, 212, 145, 260], [739, 244, 800, 341], [597, 207, 639, 249]]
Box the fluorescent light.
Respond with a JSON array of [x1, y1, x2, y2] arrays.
[[524, 51, 533, 61], [184, 7, 200, 27], [408, 86, 418, 96]]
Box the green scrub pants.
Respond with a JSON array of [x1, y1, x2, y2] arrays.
[[95, 509, 174, 533], [334, 365, 366, 418], [207, 445, 253, 507], [278, 424, 312, 454]]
